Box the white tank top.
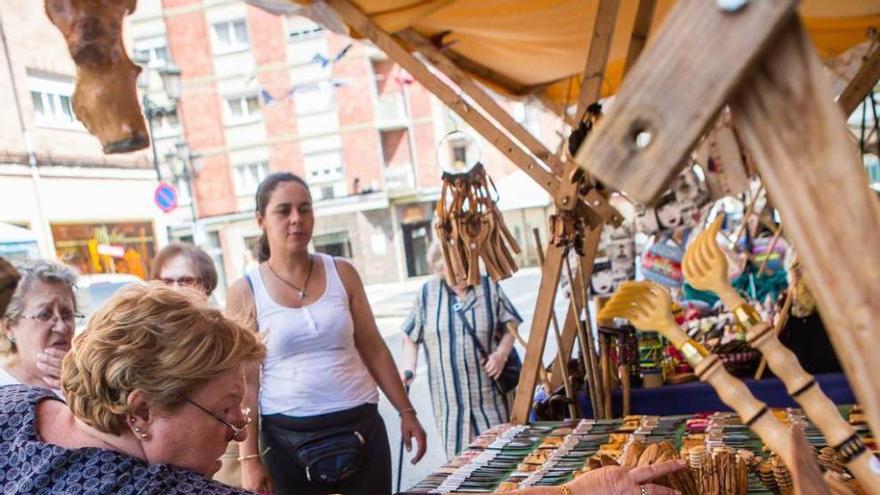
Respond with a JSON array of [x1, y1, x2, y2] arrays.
[[248, 253, 378, 416]]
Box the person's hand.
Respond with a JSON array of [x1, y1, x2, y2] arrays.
[[400, 410, 427, 464], [241, 458, 274, 494], [565, 460, 684, 495], [36, 347, 67, 389], [483, 349, 509, 380]]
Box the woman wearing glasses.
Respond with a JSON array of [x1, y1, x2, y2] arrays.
[[0, 259, 78, 391], [150, 242, 219, 298], [150, 242, 245, 488], [0, 282, 266, 494]]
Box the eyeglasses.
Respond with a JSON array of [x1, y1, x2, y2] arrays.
[[21, 308, 83, 326], [184, 397, 252, 442], [159, 276, 201, 287]]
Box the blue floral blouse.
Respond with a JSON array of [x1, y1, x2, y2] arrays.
[[0, 385, 254, 494]]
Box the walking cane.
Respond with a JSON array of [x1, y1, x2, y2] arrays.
[[396, 370, 414, 494]]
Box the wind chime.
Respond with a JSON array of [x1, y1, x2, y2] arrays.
[[434, 160, 521, 287]]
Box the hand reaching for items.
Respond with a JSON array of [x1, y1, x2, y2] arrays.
[[564, 460, 685, 495], [241, 458, 274, 494]]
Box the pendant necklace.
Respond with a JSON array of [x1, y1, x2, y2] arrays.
[[267, 254, 314, 298]]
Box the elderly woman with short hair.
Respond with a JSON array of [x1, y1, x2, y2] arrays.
[[0, 259, 78, 390]]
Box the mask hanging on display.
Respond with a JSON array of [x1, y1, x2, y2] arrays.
[[590, 259, 615, 296], [694, 109, 753, 200]]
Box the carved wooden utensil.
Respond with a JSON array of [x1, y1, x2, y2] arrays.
[[45, 0, 149, 153], [683, 215, 880, 491], [598, 281, 815, 477]]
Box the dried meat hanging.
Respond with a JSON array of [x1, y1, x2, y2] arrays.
[[434, 162, 521, 287]]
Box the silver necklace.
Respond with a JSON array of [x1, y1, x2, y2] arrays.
[[266, 255, 314, 298]]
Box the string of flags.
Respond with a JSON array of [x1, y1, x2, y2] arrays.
[[250, 42, 414, 106]]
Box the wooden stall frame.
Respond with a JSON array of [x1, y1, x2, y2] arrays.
[[324, 0, 880, 443]]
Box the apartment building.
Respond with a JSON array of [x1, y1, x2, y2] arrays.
[[128, 0, 556, 287], [0, 0, 174, 279]]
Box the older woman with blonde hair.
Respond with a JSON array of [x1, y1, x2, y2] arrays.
[[0, 282, 266, 493], [1, 259, 78, 390]]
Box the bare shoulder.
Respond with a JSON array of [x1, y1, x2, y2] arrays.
[[225, 277, 255, 314], [331, 257, 364, 294]]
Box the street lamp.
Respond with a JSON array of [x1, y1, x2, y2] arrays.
[[135, 55, 182, 182], [164, 139, 203, 243]]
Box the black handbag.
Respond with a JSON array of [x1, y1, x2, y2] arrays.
[[262, 422, 366, 484], [451, 296, 522, 395]]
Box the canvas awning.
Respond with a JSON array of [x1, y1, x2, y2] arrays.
[[271, 0, 880, 104]]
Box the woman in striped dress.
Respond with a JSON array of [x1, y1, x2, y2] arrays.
[[400, 243, 522, 458]]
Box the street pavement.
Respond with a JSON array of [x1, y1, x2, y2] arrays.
[[367, 267, 572, 491]]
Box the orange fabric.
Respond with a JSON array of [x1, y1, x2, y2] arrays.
[[290, 0, 880, 103]]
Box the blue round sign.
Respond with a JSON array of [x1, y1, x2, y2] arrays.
[[154, 181, 178, 213]]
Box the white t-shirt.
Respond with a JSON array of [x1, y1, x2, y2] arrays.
[[0, 367, 22, 387]]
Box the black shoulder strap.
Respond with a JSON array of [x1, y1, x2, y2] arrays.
[[451, 294, 490, 359]]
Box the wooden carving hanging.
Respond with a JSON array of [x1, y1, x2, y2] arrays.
[[45, 0, 149, 153], [434, 163, 521, 287]]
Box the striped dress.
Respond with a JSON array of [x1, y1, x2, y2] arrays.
[[402, 275, 522, 459]]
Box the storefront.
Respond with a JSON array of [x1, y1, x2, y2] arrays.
[[51, 221, 156, 278]]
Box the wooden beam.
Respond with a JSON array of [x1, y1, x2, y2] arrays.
[[576, 0, 797, 204], [549, 224, 602, 390], [325, 0, 560, 194], [575, 0, 622, 123], [838, 41, 880, 117], [731, 17, 880, 445], [399, 29, 563, 174], [511, 243, 566, 424], [443, 50, 530, 96], [622, 0, 658, 76]]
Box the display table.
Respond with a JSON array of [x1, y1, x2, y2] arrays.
[[530, 372, 854, 421], [579, 372, 854, 418]]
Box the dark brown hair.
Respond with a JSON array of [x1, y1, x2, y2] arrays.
[[149, 243, 218, 296], [255, 172, 310, 263]]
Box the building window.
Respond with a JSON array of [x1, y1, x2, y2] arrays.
[[314, 231, 351, 258], [233, 161, 269, 196], [293, 83, 336, 116], [304, 150, 346, 200], [133, 37, 168, 67], [28, 73, 80, 129], [212, 19, 249, 54], [224, 95, 261, 124]]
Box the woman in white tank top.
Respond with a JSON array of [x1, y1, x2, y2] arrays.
[[226, 173, 426, 495]]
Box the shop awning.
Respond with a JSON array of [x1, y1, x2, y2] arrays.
[[0, 222, 37, 244], [266, 0, 880, 104]]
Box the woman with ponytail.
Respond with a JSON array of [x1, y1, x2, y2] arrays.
[[225, 172, 426, 494]]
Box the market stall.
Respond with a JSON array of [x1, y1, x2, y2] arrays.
[[49, 0, 880, 492]]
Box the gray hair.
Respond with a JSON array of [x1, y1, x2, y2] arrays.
[[427, 241, 445, 276], [1, 259, 78, 355]]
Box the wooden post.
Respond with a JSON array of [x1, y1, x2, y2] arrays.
[[549, 224, 602, 390], [576, 0, 797, 203], [622, 0, 658, 76], [510, 243, 567, 424], [398, 29, 563, 174], [574, 0, 622, 122], [731, 17, 880, 439], [533, 229, 578, 419], [838, 41, 880, 117]]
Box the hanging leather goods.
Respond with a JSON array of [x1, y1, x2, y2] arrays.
[[434, 163, 521, 287]]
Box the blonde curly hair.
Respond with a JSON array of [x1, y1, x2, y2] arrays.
[[61, 282, 265, 435]]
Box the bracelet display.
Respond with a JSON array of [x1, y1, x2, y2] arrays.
[[732, 303, 762, 330]]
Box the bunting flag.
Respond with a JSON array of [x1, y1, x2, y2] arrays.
[[311, 43, 353, 68]]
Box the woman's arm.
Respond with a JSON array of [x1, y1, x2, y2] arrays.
[[336, 259, 427, 463], [400, 334, 419, 385], [225, 279, 273, 493]]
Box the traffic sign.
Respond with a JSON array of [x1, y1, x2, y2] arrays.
[[154, 181, 178, 213]]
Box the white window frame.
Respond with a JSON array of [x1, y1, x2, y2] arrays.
[[133, 36, 169, 68], [304, 150, 344, 184], [223, 94, 261, 125], [232, 161, 269, 196], [211, 18, 250, 55], [287, 25, 324, 42], [28, 74, 82, 130]]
